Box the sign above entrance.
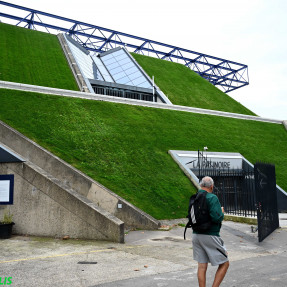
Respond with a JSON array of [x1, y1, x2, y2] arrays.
[[168, 150, 244, 187], [177, 152, 243, 170]]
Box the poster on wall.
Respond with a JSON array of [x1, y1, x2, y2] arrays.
[[0, 174, 14, 205]]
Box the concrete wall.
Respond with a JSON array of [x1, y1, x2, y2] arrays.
[[0, 162, 124, 242], [0, 120, 160, 230]]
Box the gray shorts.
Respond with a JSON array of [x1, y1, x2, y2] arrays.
[[192, 234, 228, 266]]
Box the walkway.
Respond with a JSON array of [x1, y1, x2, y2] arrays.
[[0, 219, 286, 286]]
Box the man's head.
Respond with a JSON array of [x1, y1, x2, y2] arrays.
[[199, 176, 214, 193]]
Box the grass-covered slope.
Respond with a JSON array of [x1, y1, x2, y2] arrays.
[[0, 89, 286, 219], [132, 53, 256, 116], [0, 23, 78, 90], [0, 22, 253, 115]]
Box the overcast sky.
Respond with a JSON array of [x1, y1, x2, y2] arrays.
[[2, 0, 287, 120]]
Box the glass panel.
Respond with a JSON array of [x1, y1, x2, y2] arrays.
[[123, 81, 134, 86], [102, 57, 117, 66], [113, 71, 127, 81], [68, 42, 95, 79], [125, 66, 138, 75], [112, 49, 125, 57], [113, 52, 127, 61], [117, 57, 130, 66], [121, 61, 134, 70], [105, 62, 119, 70], [132, 77, 147, 86], [128, 71, 142, 81], [93, 48, 154, 90], [92, 63, 104, 81], [109, 66, 124, 76], [101, 53, 114, 60], [91, 55, 114, 82], [117, 76, 131, 85], [102, 73, 114, 82], [67, 39, 156, 91], [139, 82, 153, 89]]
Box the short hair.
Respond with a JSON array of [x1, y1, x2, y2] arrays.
[[199, 176, 214, 188]]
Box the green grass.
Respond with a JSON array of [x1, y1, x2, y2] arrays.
[[0, 89, 286, 219], [132, 53, 255, 116], [0, 23, 78, 90], [0, 24, 285, 220]]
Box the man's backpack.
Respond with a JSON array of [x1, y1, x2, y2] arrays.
[[184, 191, 213, 239]]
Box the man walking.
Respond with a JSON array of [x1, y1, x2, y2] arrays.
[[192, 176, 229, 287]]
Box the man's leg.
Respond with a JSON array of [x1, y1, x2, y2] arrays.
[[198, 263, 208, 287], [212, 261, 229, 287]]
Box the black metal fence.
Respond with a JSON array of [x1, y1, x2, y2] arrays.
[[92, 85, 155, 102], [197, 151, 257, 217], [198, 168, 257, 217], [254, 162, 279, 242], [195, 152, 280, 241]]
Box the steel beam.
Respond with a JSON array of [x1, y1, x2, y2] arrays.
[[0, 1, 249, 92]]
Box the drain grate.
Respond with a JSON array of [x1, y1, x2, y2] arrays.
[[77, 261, 98, 264]]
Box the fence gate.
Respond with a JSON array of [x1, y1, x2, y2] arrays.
[[212, 169, 257, 218], [196, 151, 279, 242], [197, 151, 257, 218], [254, 162, 279, 242]]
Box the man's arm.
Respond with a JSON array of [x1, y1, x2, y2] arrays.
[[208, 195, 224, 223]]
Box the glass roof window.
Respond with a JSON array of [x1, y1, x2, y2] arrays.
[[62, 34, 174, 103], [64, 35, 152, 90], [65, 35, 103, 81], [91, 54, 114, 83], [101, 49, 152, 90]]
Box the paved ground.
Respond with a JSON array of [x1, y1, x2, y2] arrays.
[[0, 215, 286, 287]]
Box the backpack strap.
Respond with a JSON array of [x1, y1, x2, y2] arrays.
[[199, 191, 208, 210], [184, 225, 187, 240], [184, 221, 192, 240]]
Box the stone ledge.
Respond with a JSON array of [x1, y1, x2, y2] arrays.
[[0, 80, 283, 124]]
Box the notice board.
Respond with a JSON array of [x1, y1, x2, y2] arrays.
[[0, 175, 14, 205]]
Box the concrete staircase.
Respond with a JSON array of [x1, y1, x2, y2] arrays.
[[0, 120, 160, 242]]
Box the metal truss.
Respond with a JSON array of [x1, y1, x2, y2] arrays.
[[0, 1, 249, 92]]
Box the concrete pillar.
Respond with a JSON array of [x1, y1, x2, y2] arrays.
[[283, 120, 287, 131]]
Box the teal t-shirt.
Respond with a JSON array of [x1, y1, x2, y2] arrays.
[[193, 189, 224, 236]]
